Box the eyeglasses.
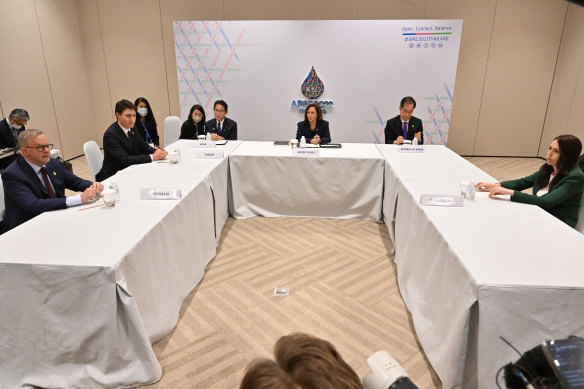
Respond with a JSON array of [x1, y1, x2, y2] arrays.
[[24, 144, 54, 152]]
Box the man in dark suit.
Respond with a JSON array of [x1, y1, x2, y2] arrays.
[[97, 99, 167, 181], [205, 100, 238, 141], [0, 108, 30, 171], [384, 97, 424, 145], [1, 129, 103, 234]]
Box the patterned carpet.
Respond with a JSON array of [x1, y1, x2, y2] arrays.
[[67, 154, 545, 389]]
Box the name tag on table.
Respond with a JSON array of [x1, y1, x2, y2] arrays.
[[195, 150, 224, 159], [191, 140, 216, 148], [398, 146, 425, 153], [293, 149, 320, 156], [141, 188, 182, 200], [420, 194, 464, 207]]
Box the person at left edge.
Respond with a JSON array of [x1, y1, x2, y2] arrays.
[[134, 97, 160, 147], [0, 129, 103, 234], [206, 100, 237, 140], [296, 103, 331, 145], [97, 99, 168, 181], [0, 108, 30, 171]]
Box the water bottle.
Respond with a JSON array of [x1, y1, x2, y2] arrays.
[[206, 132, 211, 141], [300, 136, 306, 148], [412, 137, 418, 146], [466, 181, 476, 200]]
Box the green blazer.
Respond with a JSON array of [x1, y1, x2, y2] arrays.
[[501, 165, 584, 228]]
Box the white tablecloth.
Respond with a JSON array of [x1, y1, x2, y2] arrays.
[[394, 180, 584, 388], [0, 169, 216, 387], [229, 142, 385, 221], [121, 140, 242, 243], [375, 144, 495, 244]]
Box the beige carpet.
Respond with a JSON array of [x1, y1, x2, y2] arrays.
[[66, 154, 544, 389]]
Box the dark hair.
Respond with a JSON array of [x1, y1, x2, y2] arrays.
[[274, 333, 363, 389], [213, 100, 228, 112], [115, 99, 136, 115], [10, 108, 30, 121], [188, 104, 206, 126], [303, 103, 323, 123], [134, 97, 157, 129], [240, 359, 297, 389], [400, 96, 416, 109], [538, 134, 583, 190]]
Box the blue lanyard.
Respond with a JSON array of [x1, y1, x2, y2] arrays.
[[139, 120, 152, 143]]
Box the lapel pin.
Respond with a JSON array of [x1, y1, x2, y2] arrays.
[[53, 171, 56, 175]]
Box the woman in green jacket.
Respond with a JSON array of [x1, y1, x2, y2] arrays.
[[477, 134, 584, 228]]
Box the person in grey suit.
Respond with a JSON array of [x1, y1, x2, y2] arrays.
[[97, 100, 167, 181], [384, 96, 424, 145]]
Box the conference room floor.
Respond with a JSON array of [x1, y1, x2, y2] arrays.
[[66, 154, 543, 389]]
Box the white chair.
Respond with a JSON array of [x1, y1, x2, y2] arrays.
[[83, 141, 103, 181], [575, 191, 584, 233], [164, 116, 182, 147]]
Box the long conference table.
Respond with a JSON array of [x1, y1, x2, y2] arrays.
[[0, 141, 583, 388]]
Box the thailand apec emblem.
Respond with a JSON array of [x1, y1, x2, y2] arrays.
[[291, 66, 334, 114], [301, 66, 324, 99]]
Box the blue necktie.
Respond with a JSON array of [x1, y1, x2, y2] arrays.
[[402, 121, 408, 139], [217, 121, 222, 136]]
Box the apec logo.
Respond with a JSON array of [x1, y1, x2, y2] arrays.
[[403, 25, 451, 49], [291, 66, 334, 113]]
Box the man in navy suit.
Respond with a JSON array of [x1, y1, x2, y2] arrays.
[[205, 100, 237, 141], [0, 108, 30, 171], [384, 97, 424, 145], [97, 99, 167, 181], [0, 129, 103, 234]]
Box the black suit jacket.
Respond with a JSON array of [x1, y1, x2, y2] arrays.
[[384, 115, 424, 144], [0, 118, 25, 170], [179, 120, 208, 140], [134, 118, 160, 146], [1, 156, 92, 233], [296, 120, 331, 144], [205, 117, 237, 140], [97, 122, 155, 181]]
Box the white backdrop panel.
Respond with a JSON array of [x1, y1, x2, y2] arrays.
[[173, 20, 462, 145]]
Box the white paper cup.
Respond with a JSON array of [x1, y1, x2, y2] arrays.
[[169, 152, 180, 164], [103, 194, 116, 207]]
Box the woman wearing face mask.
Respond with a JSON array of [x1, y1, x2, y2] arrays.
[[477, 134, 584, 228], [134, 97, 160, 147], [179, 104, 207, 140]]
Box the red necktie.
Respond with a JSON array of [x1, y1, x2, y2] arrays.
[[40, 167, 56, 198]]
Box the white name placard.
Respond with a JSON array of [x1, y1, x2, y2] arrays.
[[398, 146, 425, 153], [191, 140, 216, 148], [141, 188, 182, 200], [420, 194, 464, 207], [195, 150, 224, 159], [293, 149, 320, 157]]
